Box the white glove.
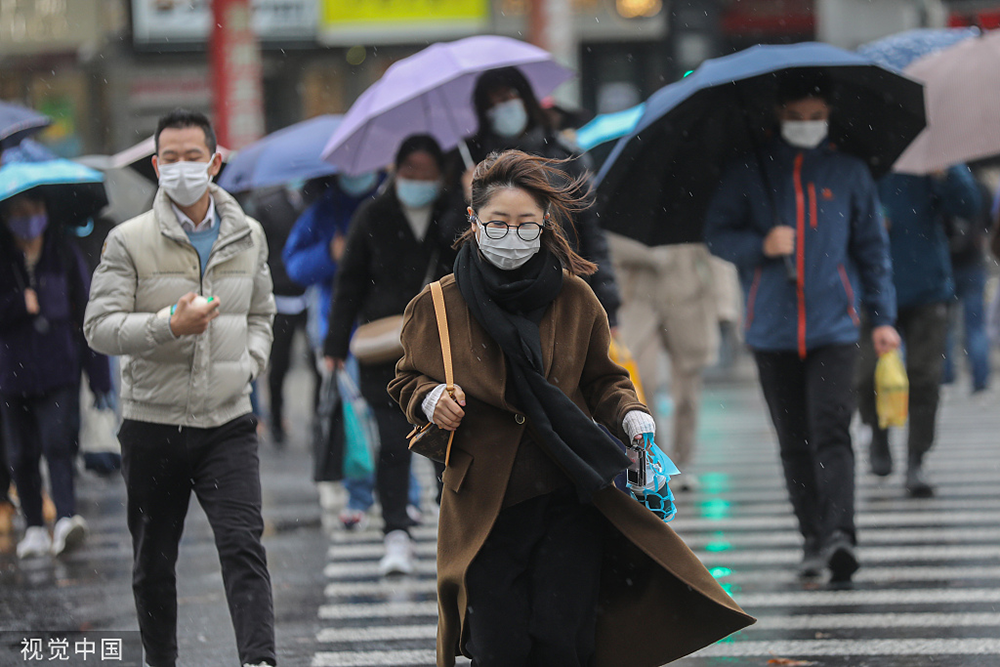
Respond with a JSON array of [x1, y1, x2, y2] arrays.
[[623, 410, 656, 442], [422, 384, 448, 424]]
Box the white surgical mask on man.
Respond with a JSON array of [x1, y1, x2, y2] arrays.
[[781, 120, 828, 150], [487, 98, 529, 139], [158, 156, 216, 207], [475, 223, 541, 271]]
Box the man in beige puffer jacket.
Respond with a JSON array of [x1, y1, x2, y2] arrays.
[[84, 110, 276, 667]]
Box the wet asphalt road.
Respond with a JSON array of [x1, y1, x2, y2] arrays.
[[4, 356, 1000, 666]]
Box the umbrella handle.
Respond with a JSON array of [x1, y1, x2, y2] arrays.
[[783, 254, 797, 282], [458, 140, 475, 171]]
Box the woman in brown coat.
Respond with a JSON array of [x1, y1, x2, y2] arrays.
[[389, 150, 753, 667]]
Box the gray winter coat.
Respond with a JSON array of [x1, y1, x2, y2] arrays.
[[84, 185, 275, 428]]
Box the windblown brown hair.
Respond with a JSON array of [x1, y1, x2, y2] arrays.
[[455, 150, 598, 277]]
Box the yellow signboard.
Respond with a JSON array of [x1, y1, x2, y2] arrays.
[[321, 0, 489, 43]]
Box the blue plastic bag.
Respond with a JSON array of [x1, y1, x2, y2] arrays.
[[337, 370, 378, 479], [628, 433, 680, 523]]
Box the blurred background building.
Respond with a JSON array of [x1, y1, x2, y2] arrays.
[[1, 0, 998, 157]]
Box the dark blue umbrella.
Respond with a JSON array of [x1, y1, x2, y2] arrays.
[[594, 42, 925, 247], [0, 101, 50, 150], [857, 27, 979, 70], [219, 115, 343, 193]]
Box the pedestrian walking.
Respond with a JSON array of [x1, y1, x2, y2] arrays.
[[704, 74, 901, 582], [84, 109, 277, 667], [0, 190, 113, 557], [323, 135, 460, 575], [609, 235, 719, 491], [390, 149, 753, 666], [246, 185, 309, 446], [855, 164, 981, 496], [941, 177, 992, 394], [454, 66, 622, 326]]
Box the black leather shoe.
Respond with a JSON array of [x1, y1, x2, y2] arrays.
[[905, 465, 934, 498], [826, 532, 859, 583], [869, 427, 892, 476]]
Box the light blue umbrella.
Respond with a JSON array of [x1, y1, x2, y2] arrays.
[[857, 27, 979, 70], [576, 104, 645, 152], [0, 139, 107, 225], [219, 115, 343, 193]]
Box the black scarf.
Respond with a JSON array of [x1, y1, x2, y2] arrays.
[[454, 243, 630, 502]]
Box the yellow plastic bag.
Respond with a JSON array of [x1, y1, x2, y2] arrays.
[[609, 336, 646, 404], [875, 350, 908, 429]]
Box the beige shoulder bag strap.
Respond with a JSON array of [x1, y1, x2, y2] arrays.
[[429, 281, 456, 466]]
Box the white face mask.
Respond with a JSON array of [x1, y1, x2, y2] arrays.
[[487, 98, 529, 138], [781, 120, 829, 149], [158, 156, 215, 207], [475, 223, 541, 271]]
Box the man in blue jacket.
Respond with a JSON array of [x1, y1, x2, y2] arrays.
[[855, 166, 981, 497], [705, 75, 900, 582]]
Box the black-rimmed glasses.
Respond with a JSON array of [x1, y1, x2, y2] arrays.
[[479, 219, 544, 241]]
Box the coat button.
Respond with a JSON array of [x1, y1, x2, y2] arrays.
[[514, 414, 525, 425]]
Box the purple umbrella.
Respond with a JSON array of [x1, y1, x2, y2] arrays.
[[321, 35, 574, 176]]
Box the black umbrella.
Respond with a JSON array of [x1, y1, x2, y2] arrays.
[[594, 42, 926, 247]]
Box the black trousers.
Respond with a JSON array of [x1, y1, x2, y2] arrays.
[[0, 409, 9, 503], [268, 311, 308, 437], [1, 384, 79, 526], [855, 303, 949, 465], [464, 490, 604, 667], [359, 362, 414, 535], [754, 344, 858, 550], [118, 415, 275, 667]]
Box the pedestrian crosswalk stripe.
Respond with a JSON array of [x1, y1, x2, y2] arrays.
[[682, 526, 1000, 548], [753, 612, 1000, 630], [701, 544, 1000, 565], [695, 637, 1000, 657], [713, 565, 1000, 586], [318, 601, 438, 619], [324, 579, 436, 598], [311, 650, 436, 666], [317, 625, 437, 643], [670, 509, 998, 531], [737, 588, 1000, 608], [323, 561, 437, 579]]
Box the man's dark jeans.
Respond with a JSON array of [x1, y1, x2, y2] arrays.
[[856, 302, 949, 464], [755, 344, 858, 550], [119, 414, 275, 667]]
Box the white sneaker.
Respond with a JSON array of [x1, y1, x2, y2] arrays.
[[51, 515, 87, 555], [378, 529, 414, 576], [17, 526, 51, 559]]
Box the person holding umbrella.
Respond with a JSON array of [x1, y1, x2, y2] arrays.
[[0, 189, 113, 558], [323, 135, 460, 575], [458, 67, 622, 326], [704, 73, 901, 582]]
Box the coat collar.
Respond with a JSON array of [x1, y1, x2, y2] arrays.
[[153, 183, 250, 247]]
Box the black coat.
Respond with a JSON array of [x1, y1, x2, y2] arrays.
[[453, 127, 622, 325], [324, 184, 459, 361], [251, 187, 306, 298]]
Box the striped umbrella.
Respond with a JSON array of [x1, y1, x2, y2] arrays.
[[894, 30, 1000, 174]]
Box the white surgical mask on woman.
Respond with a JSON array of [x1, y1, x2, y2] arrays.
[[475, 222, 541, 271], [158, 156, 216, 206], [781, 120, 828, 149], [487, 98, 529, 138]]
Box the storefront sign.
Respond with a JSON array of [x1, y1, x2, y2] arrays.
[[320, 0, 489, 44], [131, 0, 316, 45]]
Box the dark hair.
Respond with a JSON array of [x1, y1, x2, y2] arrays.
[[472, 67, 549, 140], [155, 108, 217, 154], [456, 150, 597, 277], [775, 70, 833, 106], [395, 134, 445, 171]]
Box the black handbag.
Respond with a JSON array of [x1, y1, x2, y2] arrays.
[[406, 280, 457, 466]]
